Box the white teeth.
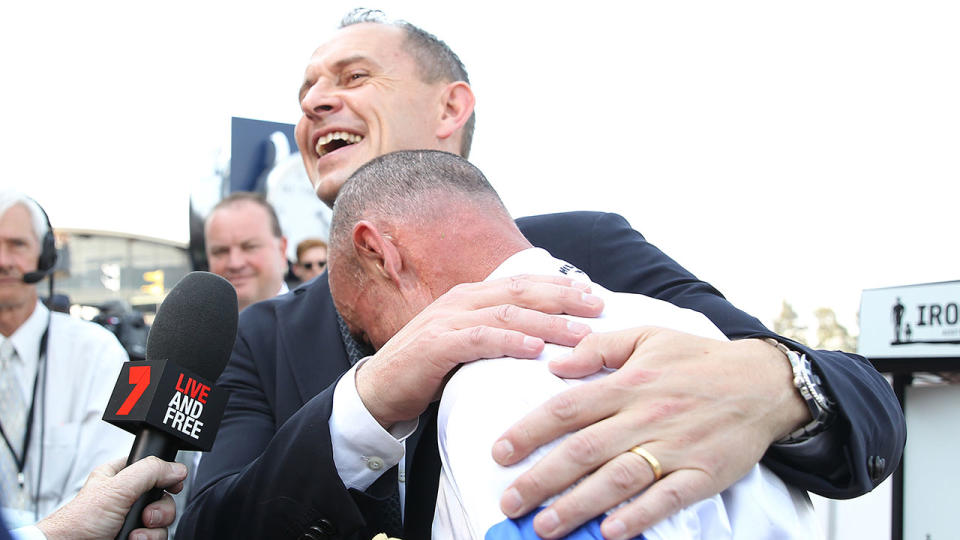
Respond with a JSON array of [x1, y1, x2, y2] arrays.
[[315, 131, 363, 157]]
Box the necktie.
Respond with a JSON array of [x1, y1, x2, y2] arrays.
[[335, 313, 403, 535], [0, 339, 29, 509]]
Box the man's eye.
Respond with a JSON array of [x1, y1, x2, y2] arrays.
[[346, 72, 368, 84]]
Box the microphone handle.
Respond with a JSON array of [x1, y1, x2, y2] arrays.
[[115, 430, 181, 540]]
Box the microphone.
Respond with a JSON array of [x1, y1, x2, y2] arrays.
[[102, 271, 238, 539], [22, 269, 50, 284]]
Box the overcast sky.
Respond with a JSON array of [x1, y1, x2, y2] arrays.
[[4, 1, 958, 335]]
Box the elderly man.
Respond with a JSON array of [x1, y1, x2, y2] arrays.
[[328, 150, 822, 538], [0, 191, 132, 528], [204, 192, 289, 311], [181, 10, 904, 540]]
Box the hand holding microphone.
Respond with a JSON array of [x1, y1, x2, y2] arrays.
[[34, 457, 187, 540], [102, 272, 238, 540]]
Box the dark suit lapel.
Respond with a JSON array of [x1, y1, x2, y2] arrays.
[[276, 274, 352, 405], [403, 402, 441, 539]]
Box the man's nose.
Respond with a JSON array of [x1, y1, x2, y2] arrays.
[[0, 245, 13, 268], [300, 81, 343, 119], [226, 249, 246, 269]]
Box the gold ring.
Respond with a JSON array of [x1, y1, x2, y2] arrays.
[[628, 445, 663, 481]]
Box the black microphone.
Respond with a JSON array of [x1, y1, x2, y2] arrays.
[[102, 271, 238, 540], [22, 269, 49, 284]]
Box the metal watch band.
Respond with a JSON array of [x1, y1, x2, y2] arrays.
[[765, 338, 837, 444]]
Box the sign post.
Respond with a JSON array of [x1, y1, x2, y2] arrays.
[[859, 280, 960, 540]]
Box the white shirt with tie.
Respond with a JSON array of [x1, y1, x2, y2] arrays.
[[1, 301, 132, 529]]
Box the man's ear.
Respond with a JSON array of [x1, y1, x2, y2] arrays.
[[436, 81, 475, 142], [352, 221, 403, 285], [278, 236, 289, 271]]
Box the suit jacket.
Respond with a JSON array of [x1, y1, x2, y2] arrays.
[[178, 211, 905, 540]]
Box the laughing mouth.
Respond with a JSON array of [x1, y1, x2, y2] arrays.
[[316, 131, 363, 158]]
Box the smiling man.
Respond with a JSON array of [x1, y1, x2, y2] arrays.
[[203, 192, 289, 312], [294, 18, 474, 207], [180, 10, 904, 540]]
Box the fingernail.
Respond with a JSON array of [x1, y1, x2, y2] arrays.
[[501, 487, 524, 516], [171, 462, 187, 476], [581, 292, 602, 307], [571, 281, 590, 290], [535, 508, 560, 536], [602, 518, 628, 540], [523, 336, 542, 349], [492, 439, 514, 462], [567, 320, 590, 335], [131, 533, 147, 540], [147, 508, 161, 527]]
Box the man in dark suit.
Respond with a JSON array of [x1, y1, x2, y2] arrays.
[[179, 10, 905, 540]]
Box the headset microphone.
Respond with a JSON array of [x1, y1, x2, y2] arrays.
[[22, 269, 50, 284]]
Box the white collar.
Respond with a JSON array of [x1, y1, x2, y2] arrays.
[[485, 248, 589, 284], [5, 300, 49, 371]]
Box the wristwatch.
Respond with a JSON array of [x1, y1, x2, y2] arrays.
[[765, 338, 836, 444]]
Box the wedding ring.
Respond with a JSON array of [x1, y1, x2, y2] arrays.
[[628, 445, 663, 481]]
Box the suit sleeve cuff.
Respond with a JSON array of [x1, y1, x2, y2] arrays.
[[11, 525, 47, 540], [329, 359, 417, 491]]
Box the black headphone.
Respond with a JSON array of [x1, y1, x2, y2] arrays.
[[22, 198, 58, 284]]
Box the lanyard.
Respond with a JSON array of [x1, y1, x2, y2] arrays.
[[0, 316, 50, 487]]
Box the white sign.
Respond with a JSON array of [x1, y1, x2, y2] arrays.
[[859, 281, 960, 358]]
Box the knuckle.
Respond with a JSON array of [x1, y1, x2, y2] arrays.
[[495, 304, 518, 324], [631, 502, 658, 529], [608, 458, 642, 494], [507, 276, 528, 296], [564, 432, 605, 466], [467, 325, 488, 347], [514, 469, 547, 496], [546, 314, 568, 333], [659, 483, 688, 514], [546, 392, 580, 422]]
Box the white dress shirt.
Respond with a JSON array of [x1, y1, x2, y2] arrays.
[[1, 301, 133, 529], [431, 248, 821, 539]]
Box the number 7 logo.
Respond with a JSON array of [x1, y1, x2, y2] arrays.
[[116, 365, 151, 415]]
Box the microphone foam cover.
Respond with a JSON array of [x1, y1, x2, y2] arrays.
[[145, 272, 238, 382]]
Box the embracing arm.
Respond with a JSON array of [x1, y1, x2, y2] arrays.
[[510, 211, 905, 538]]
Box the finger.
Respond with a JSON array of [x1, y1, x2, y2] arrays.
[[445, 276, 603, 318], [115, 457, 188, 504], [141, 492, 178, 529], [127, 526, 169, 540], [527, 448, 662, 538], [498, 409, 664, 520], [87, 457, 128, 482], [454, 304, 592, 348], [548, 327, 656, 378], [600, 469, 714, 540], [493, 368, 660, 467]]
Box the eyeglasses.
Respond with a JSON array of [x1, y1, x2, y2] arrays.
[[302, 261, 326, 270]]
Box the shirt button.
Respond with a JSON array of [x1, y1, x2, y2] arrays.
[[367, 456, 385, 471]]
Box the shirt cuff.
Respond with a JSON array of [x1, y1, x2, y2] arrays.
[[11, 526, 47, 540], [329, 358, 418, 491]]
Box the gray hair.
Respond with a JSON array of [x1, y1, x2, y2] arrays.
[[339, 8, 476, 158], [329, 150, 507, 260], [0, 189, 50, 244]]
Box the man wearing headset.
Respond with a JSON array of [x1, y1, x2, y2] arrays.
[[0, 190, 132, 528]]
